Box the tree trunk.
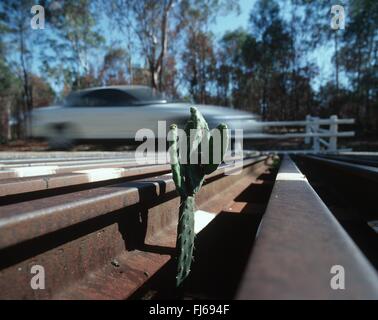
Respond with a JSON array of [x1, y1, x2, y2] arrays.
[[157, 0, 174, 92], [19, 26, 32, 139], [334, 31, 339, 95]]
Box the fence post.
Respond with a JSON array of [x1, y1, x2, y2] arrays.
[[312, 117, 320, 153], [328, 115, 338, 153], [305, 115, 311, 144]]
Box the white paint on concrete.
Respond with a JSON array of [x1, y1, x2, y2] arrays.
[[9, 166, 58, 177], [74, 168, 125, 182], [276, 172, 307, 181]]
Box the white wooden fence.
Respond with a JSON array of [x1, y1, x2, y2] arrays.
[[245, 115, 355, 153]]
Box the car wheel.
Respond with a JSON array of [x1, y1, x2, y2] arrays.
[[47, 123, 75, 150]]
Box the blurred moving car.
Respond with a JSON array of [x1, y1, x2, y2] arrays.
[[29, 86, 261, 148]]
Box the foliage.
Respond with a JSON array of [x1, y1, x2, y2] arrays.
[[0, 0, 377, 142]]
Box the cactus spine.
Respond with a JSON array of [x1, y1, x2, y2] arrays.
[[169, 107, 228, 287]]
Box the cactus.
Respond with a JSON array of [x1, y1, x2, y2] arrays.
[[169, 107, 228, 287]]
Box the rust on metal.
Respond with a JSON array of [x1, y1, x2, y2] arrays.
[[0, 155, 268, 299], [236, 155, 378, 299], [0, 164, 171, 197]]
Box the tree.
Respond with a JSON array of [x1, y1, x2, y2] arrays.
[[109, 0, 176, 91], [245, 0, 293, 120], [337, 0, 378, 134], [109, 0, 239, 93], [99, 48, 130, 86], [41, 0, 104, 90], [182, 30, 216, 103], [1, 0, 35, 123], [217, 29, 250, 108], [0, 42, 15, 143], [297, 0, 378, 134], [30, 75, 56, 108]]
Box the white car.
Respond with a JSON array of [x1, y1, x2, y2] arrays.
[[29, 85, 261, 149]]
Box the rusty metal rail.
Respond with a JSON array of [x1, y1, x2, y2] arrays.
[[313, 154, 378, 168], [294, 154, 378, 271], [301, 154, 378, 182], [0, 164, 171, 197], [236, 155, 378, 299], [0, 155, 269, 299], [3, 152, 376, 299]]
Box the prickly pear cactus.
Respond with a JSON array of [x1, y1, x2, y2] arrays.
[[169, 107, 228, 287]]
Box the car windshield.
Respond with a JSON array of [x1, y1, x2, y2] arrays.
[[62, 87, 181, 107], [126, 87, 166, 102]]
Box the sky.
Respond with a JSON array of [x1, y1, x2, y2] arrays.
[[212, 0, 254, 37]]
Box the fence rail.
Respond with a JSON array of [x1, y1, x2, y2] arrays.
[[246, 115, 355, 153]]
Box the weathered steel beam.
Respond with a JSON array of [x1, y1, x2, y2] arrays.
[[0, 164, 171, 197], [236, 155, 378, 299], [0, 156, 268, 299]]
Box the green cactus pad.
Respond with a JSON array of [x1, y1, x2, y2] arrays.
[[169, 106, 229, 287], [175, 196, 195, 286]]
